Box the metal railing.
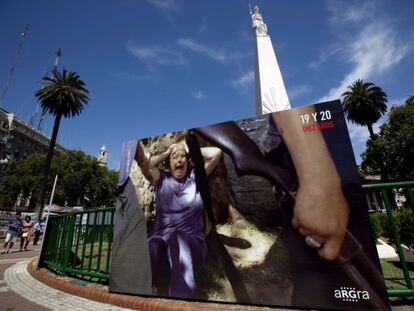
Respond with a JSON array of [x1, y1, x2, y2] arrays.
[[38, 207, 115, 281], [363, 181, 414, 297], [38, 181, 414, 296]]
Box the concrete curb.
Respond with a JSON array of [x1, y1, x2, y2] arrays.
[[5, 260, 132, 311], [27, 260, 273, 311]]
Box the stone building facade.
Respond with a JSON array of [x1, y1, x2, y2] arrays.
[[0, 107, 66, 174]]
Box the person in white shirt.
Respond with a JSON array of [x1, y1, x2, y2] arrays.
[[33, 221, 43, 245]]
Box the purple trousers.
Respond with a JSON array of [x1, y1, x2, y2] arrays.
[[148, 230, 206, 299]]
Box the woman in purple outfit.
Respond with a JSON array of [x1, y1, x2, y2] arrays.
[[137, 141, 222, 299]]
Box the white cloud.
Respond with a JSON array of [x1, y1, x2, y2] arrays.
[[177, 38, 246, 64], [147, 0, 177, 11], [326, 0, 377, 25], [308, 45, 341, 70], [232, 70, 254, 90], [318, 1, 412, 102], [192, 90, 206, 100], [126, 42, 187, 66], [177, 38, 228, 63], [288, 84, 312, 100], [347, 122, 372, 145], [388, 97, 406, 108]]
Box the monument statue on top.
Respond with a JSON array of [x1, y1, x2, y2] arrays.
[[251, 6, 268, 36], [251, 5, 291, 114]]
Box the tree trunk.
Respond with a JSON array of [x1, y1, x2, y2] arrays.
[[367, 124, 375, 140], [368, 123, 388, 180], [35, 112, 62, 219]]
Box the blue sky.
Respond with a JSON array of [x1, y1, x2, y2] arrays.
[[1, 0, 413, 169]]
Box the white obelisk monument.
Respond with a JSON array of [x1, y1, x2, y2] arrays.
[[251, 5, 291, 114]]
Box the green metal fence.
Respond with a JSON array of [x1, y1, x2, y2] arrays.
[[38, 207, 115, 281], [38, 181, 414, 296], [363, 181, 414, 298]]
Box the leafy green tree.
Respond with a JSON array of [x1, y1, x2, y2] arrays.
[[342, 79, 388, 139], [57, 150, 118, 207], [0, 151, 118, 210], [87, 167, 118, 207], [34, 69, 89, 216], [0, 153, 46, 209], [0, 163, 22, 208], [58, 150, 96, 206], [362, 96, 414, 180]]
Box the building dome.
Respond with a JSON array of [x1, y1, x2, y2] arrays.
[[98, 144, 108, 167]]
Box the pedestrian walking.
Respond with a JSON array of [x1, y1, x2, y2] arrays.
[[1, 211, 23, 254], [33, 221, 43, 245], [20, 215, 33, 251]]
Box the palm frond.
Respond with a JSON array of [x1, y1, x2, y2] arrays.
[[35, 69, 90, 119], [341, 79, 388, 127]]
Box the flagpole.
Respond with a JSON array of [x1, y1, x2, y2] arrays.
[[38, 175, 58, 267]]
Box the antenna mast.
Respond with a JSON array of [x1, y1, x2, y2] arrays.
[[0, 24, 30, 108], [35, 48, 62, 131]]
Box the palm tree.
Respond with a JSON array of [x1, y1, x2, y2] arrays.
[[342, 79, 388, 139], [35, 69, 89, 216]]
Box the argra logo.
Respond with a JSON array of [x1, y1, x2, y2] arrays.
[[334, 287, 370, 302]]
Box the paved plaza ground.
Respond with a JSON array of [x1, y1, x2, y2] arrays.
[[0, 240, 413, 311], [0, 242, 132, 311], [0, 246, 48, 311]]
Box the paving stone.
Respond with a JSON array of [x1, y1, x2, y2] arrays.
[[4, 261, 136, 311]]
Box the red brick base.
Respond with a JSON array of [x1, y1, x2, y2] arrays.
[[27, 260, 263, 311]]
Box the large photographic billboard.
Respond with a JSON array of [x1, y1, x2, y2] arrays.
[[109, 100, 390, 310]]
